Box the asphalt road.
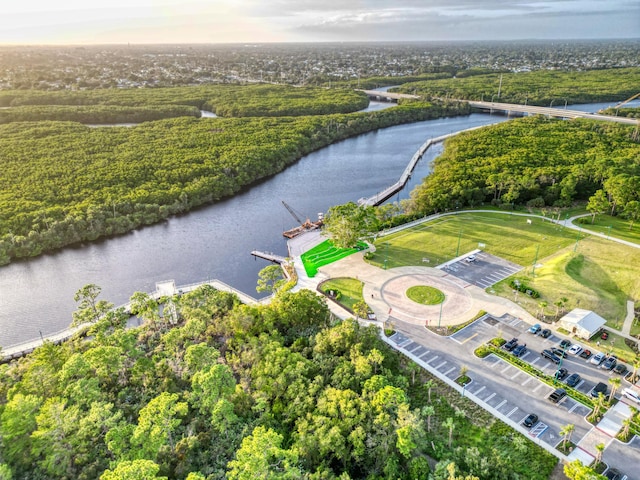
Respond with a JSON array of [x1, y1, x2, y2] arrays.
[[388, 314, 640, 479]]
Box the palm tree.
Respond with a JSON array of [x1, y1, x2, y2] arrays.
[[538, 301, 548, 318], [620, 418, 631, 439], [594, 442, 605, 467], [592, 392, 607, 421], [608, 377, 621, 403], [560, 297, 569, 314], [425, 379, 436, 403], [631, 356, 640, 384], [443, 417, 455, 448], [559, 423, 575, 450], [422, 405, 435, 432], [554, 300, 563, 318]]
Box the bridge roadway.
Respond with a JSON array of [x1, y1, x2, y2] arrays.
[[359, 89, 421, 102], [468, 100, 640, 125]]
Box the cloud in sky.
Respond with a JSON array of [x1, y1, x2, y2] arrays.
[[0, 0, 637, 44]]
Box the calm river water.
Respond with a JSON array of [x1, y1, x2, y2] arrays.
[[0, 100, 634, 347]]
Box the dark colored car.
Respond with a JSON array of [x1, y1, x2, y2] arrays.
[[559, 339, 572, 349], [579, 349, 592, 359], [512, 344, 527, 357], [551, 347, 568, 358], [541, 349, 561, 364], [555, 367, 568, 381], [604, 468, 624, 480], [565, 373, 581, 387], [591, 382, 608, 398], [601, 330, 609, 340], [601, 355, 618, 371], [614, 364, 628, 376], [540, 329, 551, 338], [549, 388, 567, 403], [523, 413, 538, 428], [503, 338, 518, 351]]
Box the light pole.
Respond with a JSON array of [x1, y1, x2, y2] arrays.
[[383, 242, 389, 270], [573, 226, 582, 252], [606, 225, 612, 240], [564, 99, 568, 109], [549, 100, 555, 108], [438, 296, 445, 328], [531, 244, 540, 276]]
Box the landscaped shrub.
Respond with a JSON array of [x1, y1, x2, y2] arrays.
[[509, 280, 540, 298]]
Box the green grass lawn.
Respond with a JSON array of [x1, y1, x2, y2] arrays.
[[370, 212, 640, 325], [301, 239, 368, 277], [407, 286, 445, 305], [574, 213, 640, 246], [318, 277, 364, 311], [370, 212, 579, 269]]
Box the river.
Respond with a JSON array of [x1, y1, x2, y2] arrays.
[[0, 100, 635, 347]]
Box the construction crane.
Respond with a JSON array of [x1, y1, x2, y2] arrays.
[[281, 201, 323, 239]]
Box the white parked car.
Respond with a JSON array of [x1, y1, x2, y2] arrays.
[[622, 388, 640, 404], [590, 352, 605, 365], [466, 255, 476, 263], [568, 344, 583, 355]]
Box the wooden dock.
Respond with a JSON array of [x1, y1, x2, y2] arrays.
[[251, 250, 287, 264], [358, 126, 485, 207]]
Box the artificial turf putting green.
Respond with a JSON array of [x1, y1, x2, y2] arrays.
[[406, 285, 445, 305], [301, 239, 368, 277]]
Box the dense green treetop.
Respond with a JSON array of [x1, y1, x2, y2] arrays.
[[394, 67, 640, 106], [408, 116, 640, 216], [0, 285, 557, 479], [0, 100, 468, 265], [0, 84, 369, 118]]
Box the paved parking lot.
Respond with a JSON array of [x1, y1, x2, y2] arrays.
[[441, 251, 522, 288], [386, 314, 640, 478]]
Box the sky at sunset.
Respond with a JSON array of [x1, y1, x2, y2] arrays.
[[0, 0, 638, 44]]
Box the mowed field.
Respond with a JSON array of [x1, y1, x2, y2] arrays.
[[370, 212, 639, 324]]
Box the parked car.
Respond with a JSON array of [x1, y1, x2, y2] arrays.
[[604, 468, 626, 480], [601, 355, 618, 370], [512, 344, 527, 357], [523, 413, 538, 428], [600, 330, 609, 340], [555, 367, 569, 381], [568, 344, 583, 355], [528, 323, 541, 334], [622, 388, 640, 404], [565, 373, 581, 387], [579, 349, 592, 359], [540, 329, 551, 338], [503, 338, 518, 351], [541, 349, 561, 364], [549, 388, 567, 403], [551, 347, 568, 358], [559, 339, 572, 349], [590, 352, 605, 365], [591, 382, 608, 398], [466, 255, 477, 263], [614, 364, 628, 376]]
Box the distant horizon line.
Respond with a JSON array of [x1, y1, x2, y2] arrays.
[[1, 38, 639, 48]]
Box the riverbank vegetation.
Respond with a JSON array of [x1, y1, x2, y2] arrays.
[[0, 100, 469, 265], [0, 286, 557, 479], [394, 67, 640, 106], [0, 84, 369, 118]]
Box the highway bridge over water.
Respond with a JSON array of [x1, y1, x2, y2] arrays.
[[467, 100, 639, 125]]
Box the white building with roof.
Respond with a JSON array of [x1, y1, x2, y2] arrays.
[[558, 308, 607, 340]]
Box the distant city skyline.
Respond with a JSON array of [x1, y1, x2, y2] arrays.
[[0, 0, 638, 45]]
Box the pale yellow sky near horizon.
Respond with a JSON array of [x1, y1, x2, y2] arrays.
[[0, 0, 637, 45]]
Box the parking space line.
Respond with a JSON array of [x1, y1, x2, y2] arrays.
[[568, 403, 580, 413], [576, 380, 584, 389], [509, 318, 520, 326], [474, 386, 486, 395], [520, 352, 531, 360], [460, 333, 478, 344], [408, 344, 422, 353], [511, 371, 521, 379], [533, 383, 545, 393], [496, 399, 507, 409], [501, 364, 512, 373], [530, 357, 540, 365], [419, 350, 431, 359], [436, 361, 447, 370], [426, 355, 439, 365], [507, 407, 518, 417], [487, 360, 501, 369], [444, 366, 456, 376], [486, 392, 496, 402], [521, 377, 532, 386]]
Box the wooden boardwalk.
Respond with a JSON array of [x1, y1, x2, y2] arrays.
[[251, 250, 287, 264]]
